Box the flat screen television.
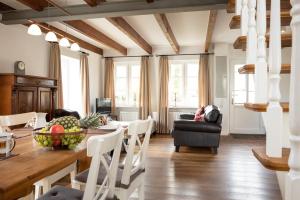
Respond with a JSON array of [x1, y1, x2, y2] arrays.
[[96, 98, 112, 114]]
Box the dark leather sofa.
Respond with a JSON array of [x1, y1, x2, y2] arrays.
[[171, 105, 222, 154]]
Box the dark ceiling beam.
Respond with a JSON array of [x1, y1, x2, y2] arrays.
[[1, 0, 227, 25], [64, 20, 127, 55], [16, 0, 49, 11], [84, 0, 98, 7], [107, 17, 152, 54], [154, 13, 180, 54], [0, 2, 15, 13]]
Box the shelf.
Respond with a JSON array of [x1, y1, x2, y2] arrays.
[[238, 64, 291, 74], [252, 147, 290, 171], [233, 33, 292, 50], [229, 12, 291, 29], [244, 102, 289, 112]]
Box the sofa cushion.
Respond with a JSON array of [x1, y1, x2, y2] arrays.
[[204, 105, 220, 123], [173, 120, 221, 133]]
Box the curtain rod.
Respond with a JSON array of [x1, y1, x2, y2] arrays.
[[155, 53, 214, 57], [104, 55, 153, 58], [103, 52, 214, 59]]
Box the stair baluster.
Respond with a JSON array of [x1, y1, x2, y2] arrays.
[[255, 0, 268, 103], [285, 0, 300, 199], [246, 0, 257, 64], [265, 0, 283, 157], [241, 0, 249, 36]]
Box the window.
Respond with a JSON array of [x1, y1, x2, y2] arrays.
[[115, 62, 140, 107], [232, 64, 255, 104], [169, 60, 199, 107], [61, 55, 83, 115]]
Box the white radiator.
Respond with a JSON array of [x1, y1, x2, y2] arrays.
[[119, 111, 139, 121]]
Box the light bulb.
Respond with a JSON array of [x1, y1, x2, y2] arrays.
[[59, 37, 70, 47], [27, 24, 42, 36], [71, 43, 80, 51], [45, 31, 58, 42]]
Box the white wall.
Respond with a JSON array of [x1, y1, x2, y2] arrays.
[[0, 24, 102, 113], [0, 24, 49, 76]]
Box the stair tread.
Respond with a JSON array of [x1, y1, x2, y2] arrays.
[[229, 12, 291, 29], [252, 147, 289, 171], [238, 64, 291, 74], [233, 33, 292, 50], [244, 102, 289, 112], [227, 0, 291, 13]]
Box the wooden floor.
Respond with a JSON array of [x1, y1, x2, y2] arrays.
[[139, 135, 282, 200]]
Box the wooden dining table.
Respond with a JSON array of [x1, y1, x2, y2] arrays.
[[0, 128, 110, 200]]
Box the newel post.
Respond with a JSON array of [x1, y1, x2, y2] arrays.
[[255, 0, 268, 103], [246, 0, 257, 64], [286, 0, 300, 199], [266, 0, 282, 157]]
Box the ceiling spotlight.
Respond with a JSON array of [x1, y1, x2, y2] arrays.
[[59, 37, 70, 47], [71, 43, 80, 51], [27, 24, 42, 36], [45, 31, 58, 42]]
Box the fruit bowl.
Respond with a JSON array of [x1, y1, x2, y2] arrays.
[[33, 128, 86, 150]]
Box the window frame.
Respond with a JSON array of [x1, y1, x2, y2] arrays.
[[232, 64, 255, 105], [60, 54, 83, 115], [168, 59, 199, 108], [114, 61, 141, 107]]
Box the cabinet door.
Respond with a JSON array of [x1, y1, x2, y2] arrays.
[[13, 86, 37, 114], [38, 87, 53, 113]]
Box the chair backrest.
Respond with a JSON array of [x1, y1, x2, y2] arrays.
[[121, 116, 154, 185], [0, 112, 37, 132], [83, 128, 124, 200]]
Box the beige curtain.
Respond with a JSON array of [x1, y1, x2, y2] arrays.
[[49, 42, 63, 108], [80, 54, 90, 116], [198, 54, 211, 107], [139, 56, 151, 120], [104, 58, 116, 112], [158, 56, 169, 134]]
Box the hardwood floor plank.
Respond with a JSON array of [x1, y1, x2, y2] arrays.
[[140, 135, 282, 200]]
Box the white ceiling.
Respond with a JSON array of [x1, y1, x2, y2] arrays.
[[1, 0, 237, 54]]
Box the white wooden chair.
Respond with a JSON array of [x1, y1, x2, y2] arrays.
[[37, 128, 124, 200], [73, 117, 154, 200], [0, 112, 37, 132]]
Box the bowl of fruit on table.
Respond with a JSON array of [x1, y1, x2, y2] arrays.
[[34, 113, 105, 150]]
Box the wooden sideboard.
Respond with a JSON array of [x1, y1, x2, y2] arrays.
[[0, 74, 57, 120]]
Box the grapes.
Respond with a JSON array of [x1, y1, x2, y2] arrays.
[[34, 126, 85, 150]]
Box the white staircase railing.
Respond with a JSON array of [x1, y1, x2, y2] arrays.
[[265, 0, 283, 157], [241, 0, 249, 36], [255, 0, 268, 103], [246, 0, 257, 65], [286, 0, 300, 199]]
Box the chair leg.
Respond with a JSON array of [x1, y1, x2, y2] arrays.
[[70, 168, 77, 189], [138, 183, 145, 200], [34, 185, 42, 200], [175, 145, 180, 152]]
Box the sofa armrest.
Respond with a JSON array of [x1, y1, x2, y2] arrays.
[[179, 114, 195, 120], [216, 114, 223, 126]]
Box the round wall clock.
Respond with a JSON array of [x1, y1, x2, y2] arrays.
[[14, 61, 26, 75]]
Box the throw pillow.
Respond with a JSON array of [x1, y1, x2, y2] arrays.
[[204, 105, 220, 123]]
